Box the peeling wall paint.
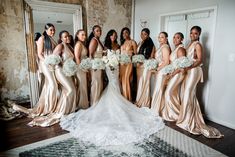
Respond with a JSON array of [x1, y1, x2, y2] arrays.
[[0, 0, 29, 101], [0, 0, 132, 102]]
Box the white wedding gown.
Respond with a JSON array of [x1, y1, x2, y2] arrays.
[[60, 66, 164, 146]]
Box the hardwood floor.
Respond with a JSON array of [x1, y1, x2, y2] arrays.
[[1, 115, 235, 156]]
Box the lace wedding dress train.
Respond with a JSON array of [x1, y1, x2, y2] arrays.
[[60, 67, 164, 146]]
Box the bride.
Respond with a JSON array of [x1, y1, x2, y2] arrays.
[[60, 50, 164, 146]]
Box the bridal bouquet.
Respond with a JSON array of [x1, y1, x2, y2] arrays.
[[106, 53, 119, 68], [172, 56, 194, 69], [63, 58, 77, 76], [132, 54, 145, 63], [79, 58, 92, 70], [44, 54, 62, 65], [144, 59, 158, 70], [160, 64, 175, 75], [91, 58, 106, 70], [119, 54, 131, 64]]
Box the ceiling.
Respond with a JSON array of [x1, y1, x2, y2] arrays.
[[33, 10, 73, 25]]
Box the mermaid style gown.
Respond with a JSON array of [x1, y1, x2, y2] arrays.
[[176, 41, 223, 138], [60, 66, 164, 146]]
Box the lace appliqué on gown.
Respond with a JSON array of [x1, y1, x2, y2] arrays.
[[60, 67, 164, 146]]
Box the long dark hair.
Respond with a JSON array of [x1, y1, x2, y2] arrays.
[[160, 31, 171, 52], [120, 27, 130, 45], [104, 29, 118, 50], [87, 25, 101, 48], [74, 29, 86, 44], [42, 23, 55, 54], [175, 32, 184, 39], [139, 28, 154, 59], [69, 35, 74, 47], [34, 32, 41, 41], [57, 30, 69, 44], [190, 26, 201, 41]]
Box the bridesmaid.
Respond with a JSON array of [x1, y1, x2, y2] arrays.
[[135, 28, 155, 108], [151, 32, 171, 115], [13, 24, 59, 126], [74, 29, 89, 109], [161, 32, 186, 121], [120, 27, 137, 101], [176, 26, 223, 138], [53, 30, 77, 113], [88, 25, 104, 106]]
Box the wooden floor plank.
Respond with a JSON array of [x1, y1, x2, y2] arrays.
[[1, 116, 235, 156]]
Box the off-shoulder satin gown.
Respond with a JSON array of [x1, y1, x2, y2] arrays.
[[161, 44, 185, 121], [176, 41, 223, 138]]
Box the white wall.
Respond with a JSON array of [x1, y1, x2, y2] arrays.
[[34, 23, 74, 42], [134, 0, 235, 129]]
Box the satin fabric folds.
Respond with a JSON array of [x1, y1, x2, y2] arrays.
[[120, 63, 133, 101], [176, 41, 223, 138]]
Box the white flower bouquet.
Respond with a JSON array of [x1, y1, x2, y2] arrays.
[[172, 56, 194, 69], [63, 58, 77, 76], [106, 53, 119, 68], [143, 59, 158, 70], [132, 54, 145, 63], [91, 58, 106, 70], [79, 58, 92, 70], [160, 64, 175, 75], [119, 54, 131, 64], [44, 54, 62, 65]]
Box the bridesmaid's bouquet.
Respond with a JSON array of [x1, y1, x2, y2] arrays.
[[91, 58, 106, 70], [44, 54, 62, 65], [132, 54, 145, 63], [63, 58, 77, 76], [172, 56, 194, 69], [160, 64, 175, 75], [144, 59, 158, 70], [79, 58, 92, 71], [119, 54, 131, 64]]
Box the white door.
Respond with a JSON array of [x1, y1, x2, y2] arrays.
[[162, 9, 215, 113]]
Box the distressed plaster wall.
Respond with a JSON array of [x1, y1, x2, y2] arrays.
[[0, 0, 29, 101], [85, 0, 132, 41], [0, 0, 132, 102]]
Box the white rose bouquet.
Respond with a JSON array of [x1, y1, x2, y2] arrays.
[[63, 58, 77, 76], [119, 54, 131, 64], [44, 54, 62, 66], [160, 64, 175, 75], [172, 56, 194, 69], [91, 58, 106, 70], [143, 59, 158, 70], [79, 58, 92, 71], [132, 54, 145, 63]]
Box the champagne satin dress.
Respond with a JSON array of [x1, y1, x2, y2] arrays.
[[28, 43, 77, 127], [135, 42, 153, 108], [161, 44, 185, 121], [120, 40, 134, 101], [150, 44, 169, 115], [12, 37, 60, 126], [176, 41, 223, 138], [90, 38, 103, 106], [76, 42, 89, 109]]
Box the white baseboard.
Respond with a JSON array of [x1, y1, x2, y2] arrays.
[[206, 115, 235, 130]]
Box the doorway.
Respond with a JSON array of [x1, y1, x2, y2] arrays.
[[23, 0, 82, 107], [160, 7, 217, 114]]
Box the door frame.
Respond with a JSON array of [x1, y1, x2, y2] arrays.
[[159, 6, 218, 118], [23, 0, 83, 107]]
